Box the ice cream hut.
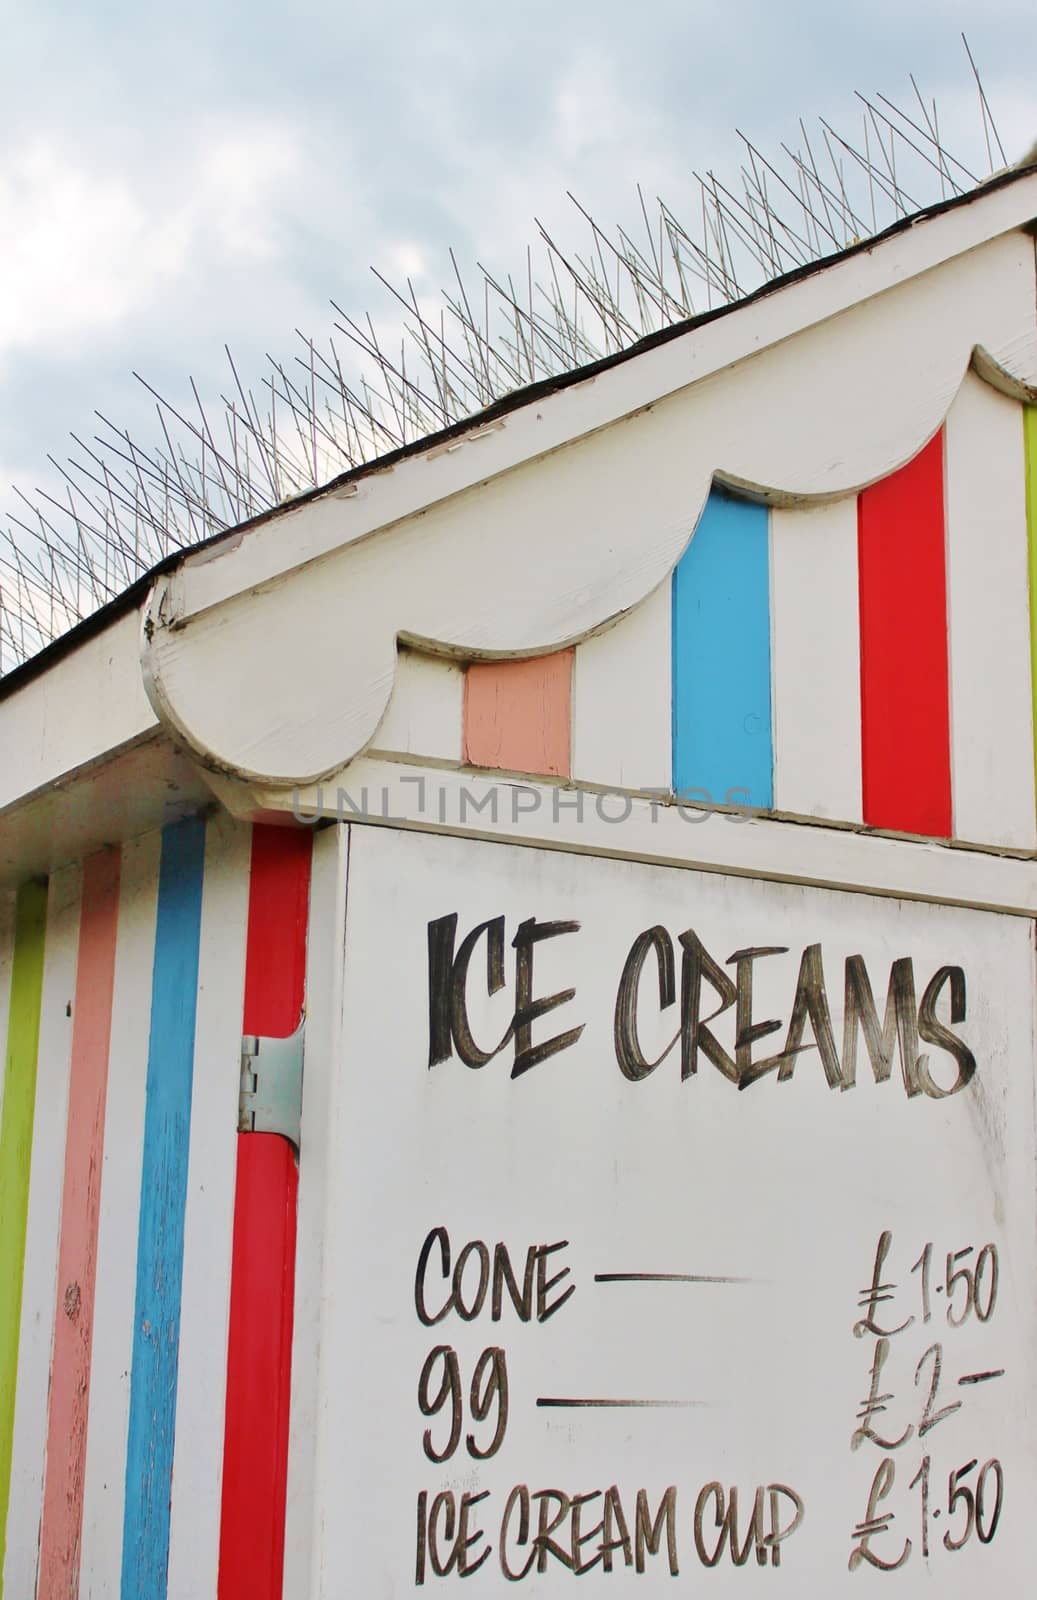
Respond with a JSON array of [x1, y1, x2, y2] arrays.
[[1, 154, 1037, 1598]]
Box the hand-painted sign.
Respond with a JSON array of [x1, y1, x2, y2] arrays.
[[321, 827, 1036, 1592]]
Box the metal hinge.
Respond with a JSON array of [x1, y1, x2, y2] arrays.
[[239, 1021, 305, 1148]]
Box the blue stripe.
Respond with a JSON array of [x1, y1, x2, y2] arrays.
[[121, 817, 207, 1600], [672, 488, 773, 809]]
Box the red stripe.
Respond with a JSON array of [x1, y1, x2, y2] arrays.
[[218, 825, 312, 1600], [242, 824, 311, 1037], [37, 849, 121, 1599], [858, 432, 952, 837]]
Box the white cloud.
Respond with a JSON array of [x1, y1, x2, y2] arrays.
[[0, 121, 313, 366]]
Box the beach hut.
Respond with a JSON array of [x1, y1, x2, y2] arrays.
[[1, 161, 1036, 1596]]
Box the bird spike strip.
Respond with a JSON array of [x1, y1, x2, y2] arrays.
[[0, 38, 1020, 674]]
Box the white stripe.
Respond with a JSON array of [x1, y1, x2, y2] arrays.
[[166, 813, 251, 1600], [284, 823, 349, 1600], [771, 499, 862, 822], [279, 753, 1037, 915], [572, 583, 672, 792], [3, 866, 80, 1600], [370, 648, 463, 762], [946, 373, 1036, 849], [79, 831, 160, 1599], [0, 891, 15, 1129]]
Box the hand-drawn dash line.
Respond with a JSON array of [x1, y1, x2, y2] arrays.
[[594, 1272, 751, 1285], [536, 1398, 704, 1409], [958, 1369, 1005, 1386]]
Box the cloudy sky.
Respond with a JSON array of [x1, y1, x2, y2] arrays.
[[1, 0, 1033, 510]]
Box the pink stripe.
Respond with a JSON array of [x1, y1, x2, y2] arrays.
[[463, 651, 573, 777], [37, 850, 121, 1600]]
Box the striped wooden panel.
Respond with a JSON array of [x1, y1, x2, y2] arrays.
[[858, 432, 951, 837], [672, 489, 773, 810], [0, 879, 49, 1598], [79, 830, 161, 1595], [282, 824, 349, 1600], [771, 499, 862, 822], [464, 652, 573, 777], [38, 849, 121, 1598], [3, 871, 80, 1600], [167, 814, 250, 1600], [121, 818, 207, 1600], [945, 378, 1035, 849]]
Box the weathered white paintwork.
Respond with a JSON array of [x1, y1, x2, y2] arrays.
[[158, 175, 1037, 625], [945, 373, 1037, 850], [572, 584, 671, 794], [0, 610, 156, 815], [304, 824, 1036, 1594], [770, 499, 862, 823], [140, 229, 1037, 789], [279, 758, 1037, 915], [0, 732, 213, 890], [371, 648, 464, 763]]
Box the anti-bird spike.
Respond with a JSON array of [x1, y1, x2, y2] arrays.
[[0, 38, 1025, 674]]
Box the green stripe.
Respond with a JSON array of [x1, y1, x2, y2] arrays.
[[1027, 407, 1037, 809], [0, 880, 48, 1594]]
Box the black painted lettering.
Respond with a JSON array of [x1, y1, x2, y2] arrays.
[[764, 1485, 804, 1567], [916, 967, 976, 1099], [778, 943, 845, 1089], [452, 917, 510, 1068], [726, 945, 789, 1088], [536, 1241, 575, 1322], [678, 930, 738, 1082], [453, 1241, 490, 1320], [570, 1492, 605, 1576], [456, 1490, 491, 1577], [491, 1243, 536, 1322], [427, 913, 510, 1070], [600, 1486, 634, 1572], [511, 918, 584, 1077], [500, 1486, 535, 1582], [534, 1490, 574, 1573], [843, 956, 923, 1096], [429, 1491, 458, 1577], [614, 926, 678, 1081], [634, 1486, 678, 1574], [416, 1490, 428, 1586], [415, 1228, 452, 1326]]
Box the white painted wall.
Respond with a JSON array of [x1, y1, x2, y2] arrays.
[[0, 609, 155, 815], [370, 648, 463, 763], [142, 232, 1037, 789], [945, 373, 1036, 850], [771, 499, 862, 823], [573, 585, 671, 793], [309, 825, 1036, 1593]]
